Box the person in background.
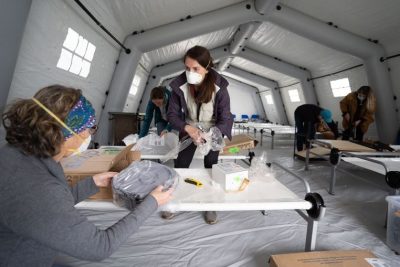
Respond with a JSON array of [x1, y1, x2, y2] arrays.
[[317, 109, 339, 139], [167, 45, 233, 224], [0, 85, 172, 267], [340, 85, 376, 141], [139, 86, 172, 138], [294, 104, 335, 151]]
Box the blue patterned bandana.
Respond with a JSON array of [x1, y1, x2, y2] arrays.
[[62, 96, 96, 139]]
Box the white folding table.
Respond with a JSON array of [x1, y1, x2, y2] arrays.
[[160, 166, 325, 251]]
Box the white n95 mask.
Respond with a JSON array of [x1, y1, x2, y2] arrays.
[[186, 70, 203, 85], [70, 135, 92, 156]]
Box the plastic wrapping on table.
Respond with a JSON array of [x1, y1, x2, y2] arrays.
[[112, 160, 179, 210], [161, 168, 312, 213], [197, 126, 225, 155]]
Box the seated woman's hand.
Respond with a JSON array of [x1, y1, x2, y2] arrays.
[[93, 172, 118, 187], [150, 185, 173, 206]]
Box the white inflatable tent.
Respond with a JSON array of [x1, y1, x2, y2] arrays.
[[2, 0, 400, 265], [2, 0, 400, 145]]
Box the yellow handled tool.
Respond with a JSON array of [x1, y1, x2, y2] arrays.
[[184, 178, 203, 187]]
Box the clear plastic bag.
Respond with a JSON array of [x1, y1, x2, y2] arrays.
[[248, 151, 275, 182], [122, 134, 139, 146], [112, 160, 179, 210], [197, 126, 225, 155]]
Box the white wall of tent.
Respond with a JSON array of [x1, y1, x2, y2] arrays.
[[1, 0, 400, 146]]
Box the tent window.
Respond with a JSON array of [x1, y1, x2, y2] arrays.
[[288, 89, 300, 102], [330, 78, 351, 97], [129, 75, 141, 96], [57, 28, 96, 78], [265, 94, 274, 104]]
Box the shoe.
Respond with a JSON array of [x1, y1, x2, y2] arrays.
[[161, 211, 175, 220], [204, 211, 217, 225]]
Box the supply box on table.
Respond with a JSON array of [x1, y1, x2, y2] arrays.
[[212, 162, 248, 192], [60, 144, 140, 199]]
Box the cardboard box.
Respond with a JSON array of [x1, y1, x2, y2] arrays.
[[212, 162, 248, 192], [269, 250, 381, 267], [61, 144, 140, 199], [222, 134, 257, 155]]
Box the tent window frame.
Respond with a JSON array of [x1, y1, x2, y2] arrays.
[[56, 28, 96, 78], [330, 77, 352, 97], [288, 89, 301, 103], [265, 94, 274, 105]]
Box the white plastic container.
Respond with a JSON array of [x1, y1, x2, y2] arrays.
[[212, 162, 248, 192], [385, 195, 400, 254]]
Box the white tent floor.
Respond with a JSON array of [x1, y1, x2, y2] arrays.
[[56, 137, 400, 266]]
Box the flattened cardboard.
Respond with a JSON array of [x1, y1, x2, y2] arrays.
[[222, 134, 257, 155], [269, 250, 378, 267]]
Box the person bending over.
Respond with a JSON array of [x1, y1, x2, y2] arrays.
[[139, 86, 172, 138], [294, 104, 335, 151], [340, 86, 376, 141]]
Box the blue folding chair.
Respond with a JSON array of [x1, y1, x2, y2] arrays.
[[251, 114, 259, 121]]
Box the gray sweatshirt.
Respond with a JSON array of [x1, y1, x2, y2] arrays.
[[0, 144, 158, 267]]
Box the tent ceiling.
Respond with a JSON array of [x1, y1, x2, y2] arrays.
[[248, 22, 363, 77], [80, 0, 243, 41], [230, 57, 298, 85], [140, 27, 237, 71], [77, 0, 399, 83], [281, 0, 400, 54]]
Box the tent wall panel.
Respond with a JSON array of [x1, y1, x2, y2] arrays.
[[7, 0, 119, 122], [259, 90, 282, 124], [0, 0, 31, 114], [280, 84, 306, 126], [223, 77, 265, 121], [123, 65, 150, 113]]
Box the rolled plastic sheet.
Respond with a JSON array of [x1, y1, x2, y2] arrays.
[[112, 160, 179, 210]]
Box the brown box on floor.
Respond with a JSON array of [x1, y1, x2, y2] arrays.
[[269, 250, 380, 267], [61, 144, 140, 200], [222, 134, 257, 155]]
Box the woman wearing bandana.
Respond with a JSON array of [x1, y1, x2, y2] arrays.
[[340, 86, 376, 141], [167, 46, 233, 224], [0, 85, 173, 266]]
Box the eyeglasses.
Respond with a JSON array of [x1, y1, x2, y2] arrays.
[[89, 125, 98, 135]]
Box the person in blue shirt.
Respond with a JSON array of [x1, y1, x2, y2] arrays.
[[139, 86, 172, 138]]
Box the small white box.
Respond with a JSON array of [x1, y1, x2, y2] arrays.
[[212, 162, 248, 192]]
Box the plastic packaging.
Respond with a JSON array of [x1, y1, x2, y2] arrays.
[[122, 134, 139, 146], [197, 126, 225, 155], [112, 160, 179, 210], [386, 196, 400, 254], [248, 151, 275, 182]]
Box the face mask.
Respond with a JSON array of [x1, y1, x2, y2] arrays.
[[357, 94, 366, 101], [70, 135, 91, 156], [186, 70, 203, 85]]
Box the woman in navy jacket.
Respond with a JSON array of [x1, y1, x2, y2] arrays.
[[167, 46, 233, 224]]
